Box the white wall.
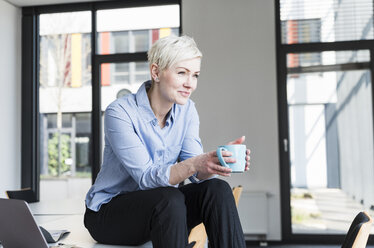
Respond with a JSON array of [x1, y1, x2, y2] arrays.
[[0, 0, 22, 198], [183, 0, 281, 240], [0, 0, 282, 239]]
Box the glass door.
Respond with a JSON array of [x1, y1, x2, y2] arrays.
[[38, 11, 92, 201], [37, 4, 181, 198], [286, 50, 374, 234]]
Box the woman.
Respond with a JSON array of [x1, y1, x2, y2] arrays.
[[84, 35, 250, 248]]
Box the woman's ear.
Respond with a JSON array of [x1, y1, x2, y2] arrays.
[[150, 63, 160, 82]]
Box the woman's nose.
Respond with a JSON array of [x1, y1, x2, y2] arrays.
[[184, 75, 193, 87]]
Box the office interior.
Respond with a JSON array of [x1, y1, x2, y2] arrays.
[[1, 0, 374, 246]]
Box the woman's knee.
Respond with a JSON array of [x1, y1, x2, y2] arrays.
[[203, 178, 233, 199], [156, 187, 186, 214]]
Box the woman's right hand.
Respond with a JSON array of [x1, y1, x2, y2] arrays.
[[192, 150, 234, 178], [170, 149, 234, 185]]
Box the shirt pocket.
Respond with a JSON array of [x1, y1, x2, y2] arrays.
[[167, 145, 182, 164]]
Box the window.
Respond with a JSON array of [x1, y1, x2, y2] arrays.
[[97, 5, 180, 54], [280, 0, 374, 44], [21, 0, 181, 202], [277, 0, 374, 243], [98, 5, 180, 155], [281, 18, 321, 44], [38, 11, 92, 201]]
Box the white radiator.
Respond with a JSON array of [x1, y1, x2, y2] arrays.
[[237, 191, 268, 240]]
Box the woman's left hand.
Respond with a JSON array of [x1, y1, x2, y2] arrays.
[[227, 136, 251, 171]]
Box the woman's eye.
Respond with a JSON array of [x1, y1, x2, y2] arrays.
[[178, 71, 186, 75], [194, 74, 199, 78]]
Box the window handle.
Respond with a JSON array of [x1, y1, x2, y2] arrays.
[[283, 138, 288, 152]]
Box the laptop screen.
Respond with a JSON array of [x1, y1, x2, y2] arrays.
[[0, 198, 49, 248]]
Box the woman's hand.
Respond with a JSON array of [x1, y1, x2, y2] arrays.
[[192, 150, 234, 178], [227, 136, 251, 171], [184, 135, 251, 182], [169, 149, 233, 185]]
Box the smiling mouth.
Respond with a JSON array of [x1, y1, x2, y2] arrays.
[[179, 91, 191, 97]]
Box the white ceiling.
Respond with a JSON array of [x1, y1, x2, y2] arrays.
[[4, 0, 107, 7]]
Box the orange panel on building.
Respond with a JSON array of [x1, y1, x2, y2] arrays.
[[287, 20, 299, 68], [101, 32, 111, 86]]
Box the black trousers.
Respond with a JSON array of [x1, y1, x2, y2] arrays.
[[84, 178, 246, 248]]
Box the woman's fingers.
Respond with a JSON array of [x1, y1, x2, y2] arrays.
[[208, 150, 217, 157], [245, 161, 250, 171], [204, 149, 253, 176], [207, 162, 232, 176], [213, 150, 233, 157], [246, 155, 250, 161], [245, 149, 251, 171], [208, 161, 231, 172], [212, 156, 236, 164], [245, 153, 250, 171]]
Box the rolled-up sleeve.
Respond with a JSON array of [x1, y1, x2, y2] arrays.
[[105, 107, 177, 190]]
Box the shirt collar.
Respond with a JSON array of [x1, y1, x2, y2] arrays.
[[136, 80, 175, 124]]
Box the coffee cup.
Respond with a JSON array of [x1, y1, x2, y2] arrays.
[[216, 144, 246, 173]]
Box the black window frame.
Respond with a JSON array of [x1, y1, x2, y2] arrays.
[[21, 0, 182, 202], [275, 0, 374, 244]]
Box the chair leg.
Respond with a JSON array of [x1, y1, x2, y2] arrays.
[[188, 223, 207, 248]]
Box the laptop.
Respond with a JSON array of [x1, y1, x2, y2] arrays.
[[0, 198, 72, 248]]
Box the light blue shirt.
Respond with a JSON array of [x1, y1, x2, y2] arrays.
[[85, 81, 204, 211]]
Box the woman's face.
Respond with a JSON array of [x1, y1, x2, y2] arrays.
[[158, 57, 201, 105]]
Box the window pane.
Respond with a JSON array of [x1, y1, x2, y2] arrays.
[[287, 50, 374, 234], [134, 30, 149, 52], [280, 0, 374, 44], [113, 31, 129, 53], [135, 62, 150, 83], [97, 5, 180, 54], [39, 11, 92, 201], [39, 11, 91, 35], [287, 50, 370, 68], [101, 62, 148, 111]]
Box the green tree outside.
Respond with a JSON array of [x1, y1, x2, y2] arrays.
[[48, 132, 71, 176]]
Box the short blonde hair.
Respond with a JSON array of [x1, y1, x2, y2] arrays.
[[147, 35, 202, 72]]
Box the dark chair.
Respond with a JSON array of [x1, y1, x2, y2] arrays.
[[342, 211, 373, 248], [5, 188, 37, 203]]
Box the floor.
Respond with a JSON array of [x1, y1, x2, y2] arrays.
[[247, 246, 374, 248], [247, 246, 337, 248], [291, 188, 374, 234], [20, 197, 373, 248], [40, 178, 374, 235]]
